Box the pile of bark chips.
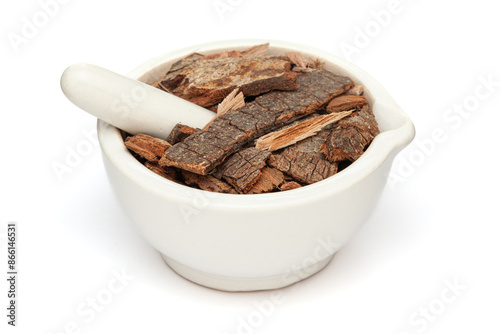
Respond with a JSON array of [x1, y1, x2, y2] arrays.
[[124, 44, 380, 194]]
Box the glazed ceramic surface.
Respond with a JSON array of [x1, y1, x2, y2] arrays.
[[97, 39, 415, 291]]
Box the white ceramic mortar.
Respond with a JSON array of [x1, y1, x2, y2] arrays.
[[97, 39, 415, 291]]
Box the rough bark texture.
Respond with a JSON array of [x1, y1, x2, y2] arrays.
[[157, 56, 299, 107], [292, 129, 331, 158], [144, 162, 180, 183], [268, 147, 338, 184], [125, 134, 171, 162], [280, 181, 302, 191], [321, 105, 380, 162], [202, 88, 245, 131], [326, 95, 367, 113], [255, 110, 352, 151], [134, 49, 380, 194], [151, 53, 204, 91], [182, 170, 237, 194], [166, 123, 200, 145], [160, 69, 353, 175], [246, 167, 285, 194], [215, 147, 271, 193]]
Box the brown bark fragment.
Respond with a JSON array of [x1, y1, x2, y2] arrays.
[[158, 56, 299, 107], [166, 123, 200, 145], [286, 51, 313, 72], [217, 88, 245, 116], [255, 110, 353, 151], [268, 147, 337, 184], [202, 88, 246, 131], [144, 162, 181, 184], [280, 181, 302, 191], [182, 170, 237, 194], [346, 85, 364, 96], [246, 167, 285, 194], [321, 106, 380, 162], [272, 69, 354, 125], [326, 95, 367, 113], [260, 113, 330, 159], [293, 129, 331, 158], [216, 147, 271, 193], [125, 134, 171, 162], [151, 53, 205, 91], [286, 51, 309, 68], [159, 131, 230, 175], [161, 69, 353, 175]]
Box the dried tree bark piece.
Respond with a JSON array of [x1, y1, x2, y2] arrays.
[[246, 167, 285, 194], [268, 148, 337, 184], [286, 51, 309, 68], [158, 56, 299, 107], [160, 131, 227, 175], [259, 113, 330, 159], [280, 181, 302, 191], [125, 134, 171, 162], [160, 69, 354, 175], [326, 95, 367, 113], [167, 123, 200, 145], [144, 162, 181, 184], [202, 43, 269, 59], [182, 170, 237, 194], [255, 110, 353, 151], [346, 85, 364, 96], [217, 88, 245, 116], [202, 88, 245, 131], [151, 53, 205, 91], [286, 51, 313, 72], [321, 106, 380, 162], [292, 129, 330, 158], [273, 69, 354, 126], [216, 147, 271, 193]]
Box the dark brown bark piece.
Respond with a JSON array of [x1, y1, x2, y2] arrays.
[[326, 95, 367, 113], [125, 134, 171, 162], [293, 129, 331, 158], [246, 167, 285, 194], [144, 162, 181, 184], [166, 123, 200, 145], [216, 147, 271, 193], [182, 170, 237, 194], [280, 181, 302, 191], [158, 56, 299, 107], [268, 147, 338, 184], [321, 106, 380, 162], [202, 88, 245, 131], [160, 69, 353, 175]]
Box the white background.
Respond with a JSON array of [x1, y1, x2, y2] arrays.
[[1, 0, 499, 333]]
